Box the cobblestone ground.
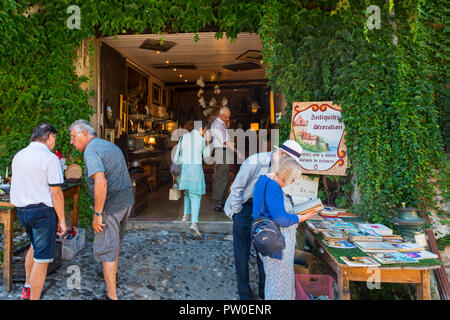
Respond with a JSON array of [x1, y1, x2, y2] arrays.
[[0, 229, 263, 300]]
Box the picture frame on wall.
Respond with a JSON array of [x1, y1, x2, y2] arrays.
[[105, 128, 115, 143], [152, 83, 161, 105]]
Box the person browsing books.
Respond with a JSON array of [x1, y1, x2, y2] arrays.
[[224, 139, 310, 300], [251, 156, 318, 300]]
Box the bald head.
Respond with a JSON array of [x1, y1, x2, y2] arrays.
[[218, 107, 231, 123]]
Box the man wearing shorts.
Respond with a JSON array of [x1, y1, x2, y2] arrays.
[[69, 119, 134, 300], [10, 123, 67, 300]]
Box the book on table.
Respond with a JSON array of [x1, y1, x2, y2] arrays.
[[340, 256, 381, 267], [358, 223, 393, 236], [354, 241, 398, 253], [370, 252, 419, 264], [293, 198, 324, 215], [305, 220, 333, 233], [403, 251, 438, 260], [382, 235, 404, 242], [392, 243, 426, 252], [323, 240, 356, 249], [321, 229, 348, 241], [332, 222, 359, 231], [344, 228, 383, 241]]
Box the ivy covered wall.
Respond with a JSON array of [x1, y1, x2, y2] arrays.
[[0, 0, 447, 227]]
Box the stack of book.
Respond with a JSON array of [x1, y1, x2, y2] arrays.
[[321, 229, 348, 241], [358, 224, 393, 236], [293, 198, 324, 215], [392, 243, 426, 252], [323, 240, 356, 249], [371, 252, 419, 264], [354, 241, 398, 254], [305, 220, 333, 233], [332, 222, 359, 231], [344, 228, 383, 242], [340, 256, 381, 267], [403, 251, 438, 260]]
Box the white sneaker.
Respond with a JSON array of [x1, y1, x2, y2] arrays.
[[181, 214, 190, 222], [189, 223, 202, 239]]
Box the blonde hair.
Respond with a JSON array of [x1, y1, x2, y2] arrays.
[[273, 156, 301, 184]]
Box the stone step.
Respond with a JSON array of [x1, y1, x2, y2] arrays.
[[126, 220, 233, 234]]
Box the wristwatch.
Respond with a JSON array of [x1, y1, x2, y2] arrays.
[[95, 211, 102, 217]]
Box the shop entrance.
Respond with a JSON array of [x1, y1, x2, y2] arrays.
[[99, 32, 278, 222]]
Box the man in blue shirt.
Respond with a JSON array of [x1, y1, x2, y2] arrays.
[[224, 140, 303, 300]]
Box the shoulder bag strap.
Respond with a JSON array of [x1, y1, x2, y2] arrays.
[[256, 179, 270, 217], [173, 136, 183, 163]]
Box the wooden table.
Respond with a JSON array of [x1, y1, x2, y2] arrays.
[[0, 183, 80, 291], [302, 224, 441, 300]]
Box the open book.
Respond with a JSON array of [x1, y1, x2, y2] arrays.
[[293, 198, 324, 215]]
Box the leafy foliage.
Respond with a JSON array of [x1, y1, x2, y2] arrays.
[[0, 0, 447, 229]]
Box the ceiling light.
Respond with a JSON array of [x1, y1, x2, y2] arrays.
[[156, 51, 161, 54], [179, 74, 183, 78], [184, 79, 188, 82], [165, 60, 170, 64], [173, 68, 177, 71]]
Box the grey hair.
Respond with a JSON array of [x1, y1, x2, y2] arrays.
[[273, 156, 301, 184], [219, 106, 230, 116], [68, 119, 97, 136]]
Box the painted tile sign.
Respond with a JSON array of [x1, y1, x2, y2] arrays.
[[290, 101, 348, 176]]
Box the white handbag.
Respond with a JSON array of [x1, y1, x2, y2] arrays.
[[169, 183, 182, 201]]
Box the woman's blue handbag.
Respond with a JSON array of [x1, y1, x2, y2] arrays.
[[251, 180, 286, 256]]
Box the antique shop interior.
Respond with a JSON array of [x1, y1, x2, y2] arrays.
[[99, 32, 281, 222]]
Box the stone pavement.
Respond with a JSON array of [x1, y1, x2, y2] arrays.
[[0, 226, 263, 300]]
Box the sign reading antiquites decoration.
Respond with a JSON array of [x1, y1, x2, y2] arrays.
[[290, 101, 348, 176]]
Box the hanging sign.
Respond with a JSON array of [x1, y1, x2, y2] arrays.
[[290, 101, 348, 176], [283, 175, 319, 202]]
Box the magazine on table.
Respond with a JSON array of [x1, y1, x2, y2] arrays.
[[403, 251, 438, 260], [371, 252, 419, 264], [345, 228, 383, 241], [332, 222, 359, 230], [305, 220, 333, 232], [392, 243, 426, 252], [358, 223, 393, 236], [321, 229, 348, 241], [354, 241, 398, 253], [340, 256, 381, 267], [323, 240, 356, 249]]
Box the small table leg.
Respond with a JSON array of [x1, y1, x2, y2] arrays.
[[71, 185, 80, 227], [3, 210, 14, 292], [416, 270, 431, 300], [338, 269, 351, 300]]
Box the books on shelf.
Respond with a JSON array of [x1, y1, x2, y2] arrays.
[[392, 243, 426, 253], [305, 220, 333, 233], [321, 229, 348, 241], [354, 241, 398, 253], [341, 256, 381, 267], [371, 252, 419, 264], [294, 198, 324, 215], [323, 240, 356, 249], [358, 224, 393, 236], [344, 228, 383, 241], [403, 251, 438, 260]]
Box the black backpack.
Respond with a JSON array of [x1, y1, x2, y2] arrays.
[[251, 180, 286, 257]]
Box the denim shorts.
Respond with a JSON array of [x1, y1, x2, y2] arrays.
[[17, 203, 58, 263]]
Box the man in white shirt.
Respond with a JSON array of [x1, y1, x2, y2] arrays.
[[10, 123, 67, 300], [210, 107, 242, 211]]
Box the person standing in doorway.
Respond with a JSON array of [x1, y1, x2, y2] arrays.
[[176, 120, 211, 238], [68, 119, 134, 300], [224, 140, 303, 300], [210, 107, 242, 212], [10, 123, 67, 300]]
